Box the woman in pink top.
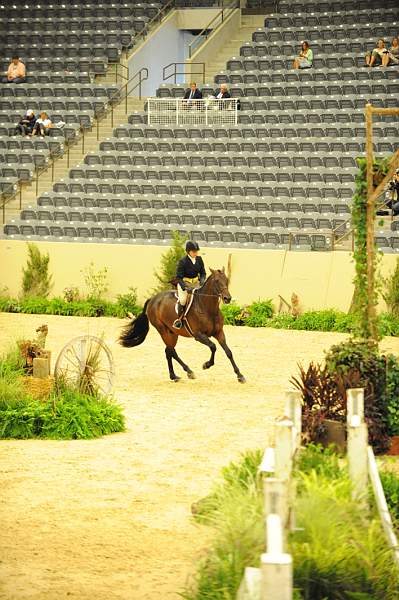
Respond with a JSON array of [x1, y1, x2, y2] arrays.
[[2, 55, 26, 84]]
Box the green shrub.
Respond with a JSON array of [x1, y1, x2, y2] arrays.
[[0, 385, 125, 440], [182, 447, 399, 600], [296, 443, 343, 481], [0, 346, 125, 440], [245, 300, 274, 327], [153, 230, 188, 293], [115, 287, 140, 317], [292, 472, 399, 600], [181, 451, 264, 600], [264, 312, 296, 329], [81, 261, 109, 300], [383, 257, 399, 317], [220, 303, 243, 325], [22, 242, 53, 298], [380, 470, 399, 523]]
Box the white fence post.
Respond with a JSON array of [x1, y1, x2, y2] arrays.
[[275, 417, 294, 481], [347, 388, 368, 499], [263, 478, 290, 545], [261, 514, 293, 600], [285, 390, 302, 451]]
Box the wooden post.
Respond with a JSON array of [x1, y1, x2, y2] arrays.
[[33, 357, 50, 379], [275, 418, 294, 481], [365, 103, 378, 341], [347, 388, 368, 499], [261, 515, 293, 600], [285, 390, 302, 450]]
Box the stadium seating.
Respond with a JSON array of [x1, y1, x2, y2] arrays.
[[2, 0, 399, 250]]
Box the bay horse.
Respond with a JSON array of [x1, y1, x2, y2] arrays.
[[119, 268, 245, 383]]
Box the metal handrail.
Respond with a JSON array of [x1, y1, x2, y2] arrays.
[[163, 62, 206, 84], [127, 0, 176, 56], [96, 66, 149, 138], [188, 0, 240, 59], [114, 63, 129, 84]]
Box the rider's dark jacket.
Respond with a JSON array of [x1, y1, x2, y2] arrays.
[[176, 255, 206, 290]]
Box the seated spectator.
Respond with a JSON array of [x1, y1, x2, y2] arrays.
[[386, 37, 399, 65], [183, 82, 202, 100], [216, 83, 231, 99], [365, 39, 388, 67], [383, 169, 399, 216], [15, 109, 36, 136], [2, 55, 26, 84], [293, 41, 313, 69], [32, 112, 53, 137]]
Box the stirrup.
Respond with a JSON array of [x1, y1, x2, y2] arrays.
[[173, 319, 183, 329]]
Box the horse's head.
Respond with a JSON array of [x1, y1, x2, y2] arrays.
[[209, 267, 231, 304]]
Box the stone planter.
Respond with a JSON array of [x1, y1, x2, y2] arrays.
[[387, 435, 399, 456], [320, 419, 346, 452]]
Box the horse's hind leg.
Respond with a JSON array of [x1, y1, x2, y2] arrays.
[[160, 330, 194, 381], [195, 333, 217, 370], [215, 330, 245, 383], [171, 348, 195, 379]]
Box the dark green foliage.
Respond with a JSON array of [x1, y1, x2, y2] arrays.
[[153, 231, 188, 293], [22, 242, 53, 298], [0, 346, 125, 440], [220, 302, 244, 325], [295, 443, 343, 481], [383, 257, 399, 317], [380, 470, 399, 523], [244, 299, 274, 327], [0, 391, 125, 439], [293, 340, 399, 453], [181, 445, 399, 600], [0, 295, 142, 318]]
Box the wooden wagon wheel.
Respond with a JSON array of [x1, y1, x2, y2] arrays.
[[54, 335, 114, 396]]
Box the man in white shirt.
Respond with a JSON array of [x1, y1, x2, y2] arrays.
[[2, 55, 26, 84]]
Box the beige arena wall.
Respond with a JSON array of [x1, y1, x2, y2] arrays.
[[0, 239, 396, 311]]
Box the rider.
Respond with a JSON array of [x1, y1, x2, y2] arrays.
[[173, 240, 206, 329]]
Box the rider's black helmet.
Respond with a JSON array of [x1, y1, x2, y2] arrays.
[[186, 240, 200, 253]]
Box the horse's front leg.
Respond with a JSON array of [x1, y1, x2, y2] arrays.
[[195, 332, 217, 370], [215, 330, 245, 383]]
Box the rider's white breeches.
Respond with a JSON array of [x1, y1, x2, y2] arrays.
[[177, 284, 188, 306]]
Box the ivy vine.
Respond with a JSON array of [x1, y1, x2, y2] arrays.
[[351, 157, 389, 342]]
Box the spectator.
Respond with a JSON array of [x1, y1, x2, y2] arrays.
[[2, 55, 26, 84], [15, 109, 36, 136], [365, 39, 387, 67], [386, 37, 399, 65], [384, 169, 399, 216], [216, 83, 231, 99], [183, 81, 202, 100], [32, 111, 53, 137], [293, 41, 313, 69]]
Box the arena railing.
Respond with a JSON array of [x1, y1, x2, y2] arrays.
[[188, 0, 240, 59], [163, 62, 206, 84], [147, 97, 239, 126]]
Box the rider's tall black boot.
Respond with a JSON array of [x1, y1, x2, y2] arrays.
[[173, 303, 185, 329]]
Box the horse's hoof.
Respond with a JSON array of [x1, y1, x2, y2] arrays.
[[202, 361, 212, 370], [187, 371, 196, 379], [238, 374, 246, 383], [171, 376, 181, 382]]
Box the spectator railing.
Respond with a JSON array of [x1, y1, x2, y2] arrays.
[[188, 0, 240, 59], [147, 98, 238, 126], [163, 62, 206, 84]]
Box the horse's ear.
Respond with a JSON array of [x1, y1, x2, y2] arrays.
[[221, 266, 225, 273], [209, 267, 215, 274]]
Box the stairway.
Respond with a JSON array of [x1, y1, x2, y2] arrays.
[[204, 14, 265, 82], [3, 80, 146, 221]]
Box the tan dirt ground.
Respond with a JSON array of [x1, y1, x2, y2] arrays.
[[1, 313, 399, 600]]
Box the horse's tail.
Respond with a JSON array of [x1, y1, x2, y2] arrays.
[[119, 299, 150, 348]]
